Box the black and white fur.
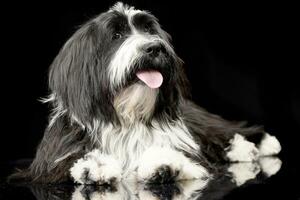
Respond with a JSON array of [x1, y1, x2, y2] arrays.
[[10, 2, 281, 185]]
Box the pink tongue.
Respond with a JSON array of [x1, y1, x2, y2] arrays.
[[136, 70, 163, 89]]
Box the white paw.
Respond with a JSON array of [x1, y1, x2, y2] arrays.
[[179, 158, 210, 181], [226, 134, 259, 162], [177, 179, 208, 199], [137, 147, 209, 182], [258, 133, 281, 156], [70, 149, 122, 185]]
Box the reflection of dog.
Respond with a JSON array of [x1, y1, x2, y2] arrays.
[[27, 179, 206, 200], [10, 2, 281, 184], [70, 180, 207, 200], [27, 158, 282, 200]]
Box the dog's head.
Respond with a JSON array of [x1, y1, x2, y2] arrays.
[[48, 2, 188, 128]]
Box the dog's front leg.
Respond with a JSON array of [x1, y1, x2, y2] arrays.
[[70, 149, 122, 185], [137, 147, 210, 183]]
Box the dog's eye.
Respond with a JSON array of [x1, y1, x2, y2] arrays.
[[112, 33, 122, 40]]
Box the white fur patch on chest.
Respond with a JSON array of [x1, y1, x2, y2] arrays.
[[114, 84, 158, 124], [96, 119, 200, 176]]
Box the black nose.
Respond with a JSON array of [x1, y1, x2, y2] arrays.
[[144, 43, 165, 57]]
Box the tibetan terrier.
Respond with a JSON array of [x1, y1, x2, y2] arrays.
[[10, 2, 281, 185]]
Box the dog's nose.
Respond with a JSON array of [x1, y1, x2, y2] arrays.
[[144, 43, 165, 57]]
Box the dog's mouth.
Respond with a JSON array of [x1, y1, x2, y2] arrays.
[[136, 70, 163, 89], [127, 53, 174, 89]]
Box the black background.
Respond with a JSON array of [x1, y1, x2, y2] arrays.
[[0, 0, 299, 198]]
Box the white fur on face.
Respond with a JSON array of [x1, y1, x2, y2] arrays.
[[110, 2, 142, 18], [108, 34, 175, 88], [108, 3, 175, 88]]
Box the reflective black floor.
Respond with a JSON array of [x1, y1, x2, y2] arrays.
[[1, 157, 299, 200]]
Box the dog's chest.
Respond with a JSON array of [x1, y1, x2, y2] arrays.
[[98, 120, 199, 174]]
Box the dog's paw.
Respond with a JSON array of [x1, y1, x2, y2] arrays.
[[226, 134, 259, 162], [70, 149, 122, 185], [179, 159, 210, 181], [258, 133, 281, 156], [137, 147, 182, 183], [147, 165, 180, 184], [137, 147, 209, 183]]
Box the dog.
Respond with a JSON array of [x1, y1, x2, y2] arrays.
[[10, 2, 281, 185]]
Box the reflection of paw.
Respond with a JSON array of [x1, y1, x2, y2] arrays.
[[139, 179, 207, 200], [70, 150, 122, 185], [258, 133, 281, 156], [139, 183, 181, 200], [259, 157, 282, 177], [227, 157, 282, 186], [226, 134, 259, 162], [228, 162, 261, 186], [72, 185, 122, 200], [137, 147, 209, 183]]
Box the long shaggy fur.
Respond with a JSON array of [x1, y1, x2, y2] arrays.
[[9, 2, 277, 184]]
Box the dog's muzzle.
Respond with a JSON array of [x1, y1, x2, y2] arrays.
[[143, 42, 167, 58], [134, 42, 170, 89], [108, 34, 176, 89]]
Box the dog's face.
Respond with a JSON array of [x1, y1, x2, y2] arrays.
[[49, 2, 188, 128]]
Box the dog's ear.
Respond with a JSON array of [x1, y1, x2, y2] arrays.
[[49, 22, 117, 125]]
